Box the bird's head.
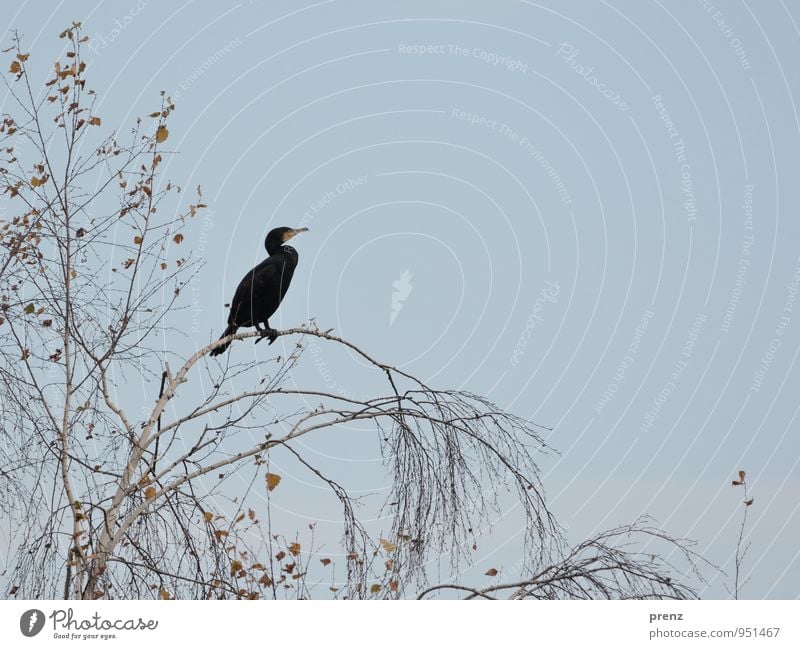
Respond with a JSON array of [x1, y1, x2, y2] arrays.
[[265, 226, 308, 254]]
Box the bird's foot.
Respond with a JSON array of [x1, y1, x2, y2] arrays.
[[254, 327, 279, 345]]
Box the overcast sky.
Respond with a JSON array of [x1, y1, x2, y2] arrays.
[[3, 0, 800, 598]]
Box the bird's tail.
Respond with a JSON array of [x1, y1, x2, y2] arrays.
[[210, 324, 237, 357]]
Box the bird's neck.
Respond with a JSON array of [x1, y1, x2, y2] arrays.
[[266, 243, 294, 256]]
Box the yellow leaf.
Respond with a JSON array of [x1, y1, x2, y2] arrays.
[[266, 473, 281, 491], [159, 588, 170, 600], [156, 125, 169, 143], [144, 486, 156, 501], [289, 542, 301, 556], [31, 175, 48, 187], [173, 233, 183, 244], [370, 584, 381, 594], [380, 538, 397, 553], [203, 511, 213, 523], [485, 568, 498, 577]]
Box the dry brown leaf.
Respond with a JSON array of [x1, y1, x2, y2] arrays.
[[289, 542, 301, 556], [485, 568, 498, 577], [320, 558, 331, 566], [738, 470, 746, 482], [144, 486, 156, 501], [156, 125, 168, 143], [266, 473, 281, 491], [380, 538, 397, 553]]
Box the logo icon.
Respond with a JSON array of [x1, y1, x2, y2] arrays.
[[390, 269, 413, 326], [20, 609, 45, 637]]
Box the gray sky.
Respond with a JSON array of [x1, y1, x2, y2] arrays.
[[4, 0, 800, 598]]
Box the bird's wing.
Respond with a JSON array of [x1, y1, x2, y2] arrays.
[[227, 258, 279, 325]]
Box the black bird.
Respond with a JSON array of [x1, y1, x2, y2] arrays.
[[210, 226, 308, 356]]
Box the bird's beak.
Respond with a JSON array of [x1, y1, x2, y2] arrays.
[[284, 227, 309, 241]]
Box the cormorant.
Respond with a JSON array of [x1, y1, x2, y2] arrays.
[[210, 226, 308, 356]]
